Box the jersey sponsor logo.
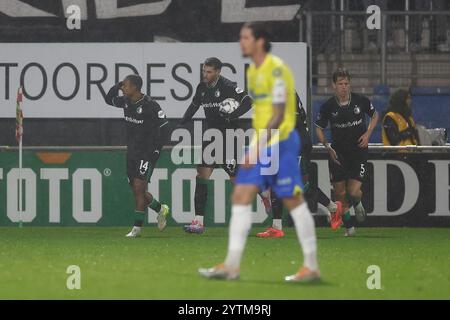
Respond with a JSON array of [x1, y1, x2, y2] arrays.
[[136, 106, 143, 114], [277, 177, 292, 186], [125, 116, 144, 124], [200, 102, 223, 109], [331, 118, 363, 129], [354, 106, 360, 115]]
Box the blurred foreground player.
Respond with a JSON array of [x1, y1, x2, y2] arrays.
[[105, 75, 170, 237], [180, 57, 271, 234], [257, 94, 343, 238], [199, 23, 320, 282], [315, 68, 378, 237]]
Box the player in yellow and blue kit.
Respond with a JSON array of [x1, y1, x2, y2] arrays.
[[199, 22, 320, 283]]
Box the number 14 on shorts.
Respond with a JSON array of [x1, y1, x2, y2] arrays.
[[140, 160, 149, 174]]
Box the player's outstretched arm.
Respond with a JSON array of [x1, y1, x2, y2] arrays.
[[179, 102, 200, 125]]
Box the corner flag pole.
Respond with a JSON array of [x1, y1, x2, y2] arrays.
[[16, 87, 24, 228]]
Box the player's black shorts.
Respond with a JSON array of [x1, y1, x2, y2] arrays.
[[198, 123, 240, 177], [126, 151, 159, 184], [200, 139, 238, 177], [328, 148, 368, 183]]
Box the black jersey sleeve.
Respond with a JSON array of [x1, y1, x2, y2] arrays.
[[315, 102, 329, 129], [180, 84, 202, 124], [105, 82, 126, 108], [223, 84, 252, 119], [147, 101, 170, 149], [361, 96, 376, 117], [228, 95, 252, 119], [227, 84, 250, 104]]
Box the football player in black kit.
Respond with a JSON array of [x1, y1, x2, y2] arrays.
[[179, 57, 272, 234], [256, 94, 344, 238], [315, 68, 379, 237], [105, 74, 171, 238]]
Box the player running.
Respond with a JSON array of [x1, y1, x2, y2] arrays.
[[180, 57, 271, 234], [105, 74, 170, 238], [315, 68, 379, 237], [256, 94, 343, 238], [199, 22, 320, 282]]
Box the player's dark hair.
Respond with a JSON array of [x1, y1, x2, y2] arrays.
[[204, 57, 222, 70], [243, 22, 272, 52], [386, 89, 412, 119], [332, 68, 351, 83], [124, 74, 143, 91]]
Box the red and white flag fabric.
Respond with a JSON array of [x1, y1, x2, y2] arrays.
[[15, 87, 23, 142]]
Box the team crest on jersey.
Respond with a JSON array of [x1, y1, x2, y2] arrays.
[[332, 112, 338, 118], [354, 106, 360, 114], [215, 89, 221, 97], [136, 106, 143, 114], [272, 68, 282, 77]]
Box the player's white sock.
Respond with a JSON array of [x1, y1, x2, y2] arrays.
[[290, 202, 319, 271], [195, 215, 204, 225], [224, 205, 252, 270], [327, 201, 337, 213], [272, 219, 282, 230]]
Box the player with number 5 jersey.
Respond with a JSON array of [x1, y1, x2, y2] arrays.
[[315, 68, 379, 237]]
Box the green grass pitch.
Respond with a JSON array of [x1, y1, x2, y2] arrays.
[[0, 226, 449, 299]]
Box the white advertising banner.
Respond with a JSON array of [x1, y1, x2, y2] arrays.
[[0, 42, 308, 118]]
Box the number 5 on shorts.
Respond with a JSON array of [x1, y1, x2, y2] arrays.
[[360, 163, 366, 177]]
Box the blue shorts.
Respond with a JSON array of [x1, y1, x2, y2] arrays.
[[236, 130, 304, 198]]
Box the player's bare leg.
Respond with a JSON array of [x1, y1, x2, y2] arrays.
[[283, 193, 320, 283], [125, 178, 147, 237], [126, 178, 169, 237], [231, 177, 273, 217], [198, 184, 258, 280], [347, 179, 365, 223], [334, 181, 355, 236], [185, 166, 214, 234]]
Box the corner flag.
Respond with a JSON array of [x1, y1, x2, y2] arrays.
[[16, 87, 23, 142], [16, 87, 24, 227]]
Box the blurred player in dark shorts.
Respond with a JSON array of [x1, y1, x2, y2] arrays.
[[179, 57, 271, 234], [256, 94, 344, 238], [315, 68, 379, 237], [105, 74, 171, 237]]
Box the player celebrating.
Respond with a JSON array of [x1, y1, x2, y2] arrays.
[[199, 22, 320, 282], [105, 74, 170, 238], [257, 95, 343, 238], [180, 57, 271, 234], [315, 68, 379, 237]]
